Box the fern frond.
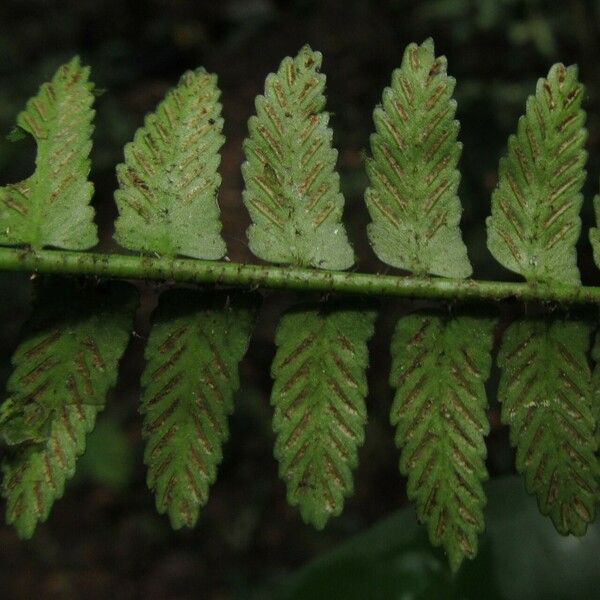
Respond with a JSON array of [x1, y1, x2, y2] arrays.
[[365, 39, 471, 278], [0, 57, 97, 250], [242, 46, 354, 270], [589, 188, 600, 269], [114, 69, 226, 259], [592, 331, 600, 446], [486, 63, 586, 284], [389, 312, 495, 571], [498, 319, 598, 535], [141, 290, 257, 528], [0, 281, 136, 538], [271, 304, 375, 528]]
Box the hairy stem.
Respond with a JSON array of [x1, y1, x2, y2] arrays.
[[1, 247, 600, 305]]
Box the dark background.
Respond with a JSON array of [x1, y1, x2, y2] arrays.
[[1, 1, 600, 598]]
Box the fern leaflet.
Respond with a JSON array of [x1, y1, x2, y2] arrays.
[[0, 280, 136, 538], [242, 46, 354, 270], [486, 63, 586, 284], [271, 304, 375, 528], [498, 319, 598, 535], [592, 331, 600, 446], [0, 57, 97, 250], [114, 69, 226, 259], [365, 39, 471, 278], [141, 290, 257, 528], [589, 185, 600, 269], [389, 312, 495, 571]]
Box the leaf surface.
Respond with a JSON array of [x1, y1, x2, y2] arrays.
[[487, 64, 587, 284], [271, 304, 376, 528], [0, 280, 136, 538], [242, 46, 354, 270], [141, 290, 257, 528], [114, 69, 226, 259], [0, 57, 97, 250], [389, 312, 495, 571], [592, 331, 600, 446], [589, 187, 600, 269], [365, 39, 471, 278], [498, 319, 598, 535]]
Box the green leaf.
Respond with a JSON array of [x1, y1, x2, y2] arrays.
[[592, 331, 600, 446], [0, 57, 97, 250], [271, 303, 376, 528], [589, 187, 600, 269], [389, 312, 495, 572], [77, 417, 134, 490], [242, 45, 354, 270], [498, 318, 598, 535], [141, 290, 258, 529], [273, 476, 600, 600], [113, 69, 226, 259], [365, 39, 471, 278], [486, 63, 586, 285], [0, 280, 137, 538]]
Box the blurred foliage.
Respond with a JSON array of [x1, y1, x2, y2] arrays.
[[77, 417, 135, 491], [2, 0, 600, 597], [270, 476, 600, 600]]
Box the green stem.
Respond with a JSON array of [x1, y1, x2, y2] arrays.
[[1, 247, 600, 305]]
